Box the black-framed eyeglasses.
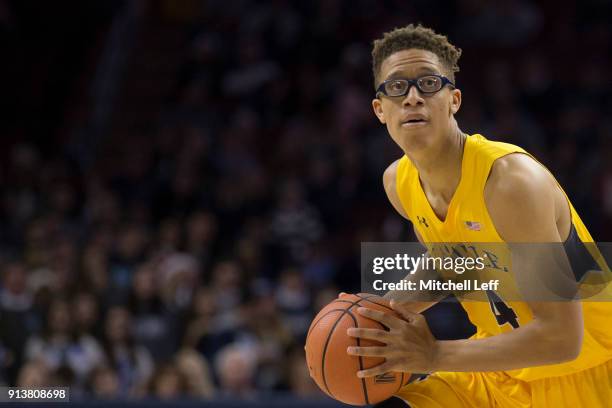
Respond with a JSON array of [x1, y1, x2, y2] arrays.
[[376, 75, 455, 97]]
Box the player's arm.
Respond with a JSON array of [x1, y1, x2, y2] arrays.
[[349, 154, 584, 375], [381, 160, 447, 313], [427, 154, 583, 372]]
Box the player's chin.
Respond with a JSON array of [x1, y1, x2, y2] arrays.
[[398, 124, 431, 145]]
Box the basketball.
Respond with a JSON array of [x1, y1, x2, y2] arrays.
[[304, 293, 411, 406]]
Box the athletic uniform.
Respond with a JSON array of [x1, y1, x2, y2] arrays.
[[393, 134, 612, 407]]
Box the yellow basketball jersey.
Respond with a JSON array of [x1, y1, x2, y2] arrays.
[[395, 133, 612, 381]]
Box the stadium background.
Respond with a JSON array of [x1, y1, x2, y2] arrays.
[[0, 0, 611, 405]]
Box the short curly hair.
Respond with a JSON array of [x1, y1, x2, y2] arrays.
[[371, 24, 462, 88]]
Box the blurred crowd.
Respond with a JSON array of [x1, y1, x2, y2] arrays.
[[1, 0, 611, 401]]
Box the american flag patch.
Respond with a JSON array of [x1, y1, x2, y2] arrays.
[[465, 221, 481, 231]]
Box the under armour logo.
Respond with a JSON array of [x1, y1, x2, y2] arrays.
[[417, 216, 429, 227]]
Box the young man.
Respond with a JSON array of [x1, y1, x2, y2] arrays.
[[346, 24, 612, 407]]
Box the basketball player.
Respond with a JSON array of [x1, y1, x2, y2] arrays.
[[346, 24, 612, 407]]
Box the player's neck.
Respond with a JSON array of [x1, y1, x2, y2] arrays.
[[410, 127, 466, 202]]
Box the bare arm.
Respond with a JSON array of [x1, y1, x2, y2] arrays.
[[433, 154, 583, 371], [381, 160, 447, 313]]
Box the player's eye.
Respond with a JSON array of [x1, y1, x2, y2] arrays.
[[418, 76, 442, 92], [384, 80, 408, 96]]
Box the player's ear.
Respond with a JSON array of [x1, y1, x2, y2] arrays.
[[372, 98, 386, 124], [450, 88, 461, 115]]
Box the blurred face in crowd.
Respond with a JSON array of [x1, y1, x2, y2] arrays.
[[117, 225, 147, 260], [153, 365, 185, 400], [2, 263, 27, 294], [133, 264, 156, 301], [105, 306, 131, 343], [82, 243, 109, 291], [158, 218, 181, 250], [48, 300, 72, 335], [217, 347, 255, 393], [212, 261, 241, 290], [187, 211, 217, 245], [73, 292, 99, 332], [91, 367, 120, 399], [175, 349, 212, 397], [17, 361, 49, 387], [372, 49, 462, 155], [193, 287, 217, 318]]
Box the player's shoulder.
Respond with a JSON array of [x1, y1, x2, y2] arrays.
[[383, 159, 401, 190], [487, 153, 553, 199], [485, 153, 561, 240], [383, 156, 412, 200]]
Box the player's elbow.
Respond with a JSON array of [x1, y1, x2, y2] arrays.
[[551, 331, 583, 363], [538, 305, 584, 364], [563, 335, 583, 362]]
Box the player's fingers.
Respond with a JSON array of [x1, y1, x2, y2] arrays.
[[356, 361, 395, 378], [338, 292, 348, 298], [356, 307, 403, 330], [347, 327, 393, 342], [347, 346, 387, 358]]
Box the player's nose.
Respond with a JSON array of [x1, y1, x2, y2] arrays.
[[402, 84, 424, 106]]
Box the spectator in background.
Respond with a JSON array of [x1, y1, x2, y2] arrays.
[[149, 362, 188, 400], [73, 291, 102, 339], [80, 240, 113, 305], [16, 359, 50, 388], [84, 185, 121, 228], [269, 179, 324, 264], [101, 306, 154, 397], [243, 290, 294, 391], [0, 262, 32, 313], [276, 268, 312, 340], [46, 236, 80, 296], [286, 347, 319, 398], [209, 260, 244, 331], [155, 218, 183, 253], [185, 211, 217, 267], [185, 287, 241, 364], [157, 252, 200, 312], [0, 262, 33, 384], [108, 224, 149, 300], [215, 343, 258, 399], [174, 348, 215, 398], [24, 299, 104, 391], [128, 262, 173, 361], [88, 365, 120, 400]]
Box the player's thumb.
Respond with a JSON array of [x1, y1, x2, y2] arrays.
[[390, 299, 420, 323]]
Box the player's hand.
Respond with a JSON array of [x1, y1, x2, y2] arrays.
[[346, 300, 439, 376]]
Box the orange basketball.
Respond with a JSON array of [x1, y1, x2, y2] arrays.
[[304, 293, 411, 406]]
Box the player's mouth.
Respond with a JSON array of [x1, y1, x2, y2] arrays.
[[400, 114, 428, 128]]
